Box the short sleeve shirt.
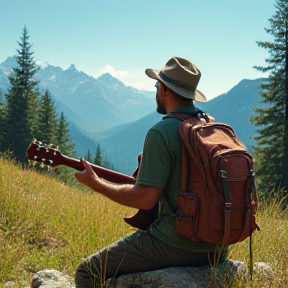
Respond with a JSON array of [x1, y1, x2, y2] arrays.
[[136, 105, 217, 252]]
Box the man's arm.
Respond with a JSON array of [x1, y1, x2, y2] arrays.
[[74, 159, 162, 210]]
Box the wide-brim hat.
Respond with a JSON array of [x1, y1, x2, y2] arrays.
[[145, 57, 207, 102]]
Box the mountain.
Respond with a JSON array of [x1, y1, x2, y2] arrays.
[[0, 57, 13, 93], [36, 64, 155, 134], [98, 78, 266, 175], [197, 78, 266, 150], [0, 56, 266, 175], [0, 57, 155, 135]]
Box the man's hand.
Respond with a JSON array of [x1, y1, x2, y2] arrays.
[[74, 159, 100, 190]]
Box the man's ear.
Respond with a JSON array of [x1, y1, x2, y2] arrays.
[[162, 83, 168, 97]]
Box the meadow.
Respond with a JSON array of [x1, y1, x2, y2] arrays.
[[0, 157, 288, 287]]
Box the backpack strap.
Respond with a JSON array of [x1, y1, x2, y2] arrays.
[[163, 109, 210, 123], [219, 170, 232, 245]]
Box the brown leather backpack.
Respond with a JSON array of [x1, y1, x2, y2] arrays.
[[165, 111, 260, 246]]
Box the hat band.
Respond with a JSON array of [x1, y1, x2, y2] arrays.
[[159, 71, 194, 91]]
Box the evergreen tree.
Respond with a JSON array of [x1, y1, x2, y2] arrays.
[[0, 89, 4, 144], [87, 149, 92, 162], [53, 112, 76, 183], [251, 0, 288, 194], [94, 143, 102, 166], [55, 112, 75, 157], [102, 158, 114, 170], [38, 90, 57, 145], [1, 26, 40, 163], [0, 89, 4, 104]]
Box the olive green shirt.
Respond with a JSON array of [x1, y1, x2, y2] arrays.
[[136, 105, 217, 252]]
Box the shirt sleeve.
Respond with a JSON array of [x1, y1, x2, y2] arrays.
[[136, 128, 171, 188]]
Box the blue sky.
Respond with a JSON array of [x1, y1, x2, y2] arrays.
[[0, 0, 275, 100]]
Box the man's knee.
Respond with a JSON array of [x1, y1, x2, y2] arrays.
[[75, 261, 95, 288]]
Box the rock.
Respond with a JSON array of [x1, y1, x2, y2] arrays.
[[31, 269, 75, 288], [2, 281, 30, 288], [105, 260, 274, 288], [30, 260, 273, 288], [3, 282, 16, 287]]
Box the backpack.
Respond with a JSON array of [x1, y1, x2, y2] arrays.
[[164, 111, 260, 246]]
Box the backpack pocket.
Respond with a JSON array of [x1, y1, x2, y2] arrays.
[[175, 192, 199, 239], [210, 151, 252, 243]]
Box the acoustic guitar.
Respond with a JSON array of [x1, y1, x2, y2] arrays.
[[26, 140, 157, 230]]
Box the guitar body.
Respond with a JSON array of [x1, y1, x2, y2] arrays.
[[26, 140, 157, 230], [124, 205, 158, 230]]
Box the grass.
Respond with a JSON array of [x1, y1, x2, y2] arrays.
[[0, 157, 288, 287]]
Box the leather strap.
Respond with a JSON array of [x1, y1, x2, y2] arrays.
[[219, 170, 232, 245]]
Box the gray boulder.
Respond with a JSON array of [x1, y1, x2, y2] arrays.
[[29, 260, 273, 288], [105, 260, 273, 288], [31, 270, 75, 288]]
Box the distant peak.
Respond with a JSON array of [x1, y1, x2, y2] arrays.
[[67, 64, 79, 71], [97, 72, 114, 80], [0, 56, 17, 68], [36, 60, 49, 70], [96, 73, 126, 89]]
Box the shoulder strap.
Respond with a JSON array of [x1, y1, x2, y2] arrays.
[[163, 109, 211, 123]]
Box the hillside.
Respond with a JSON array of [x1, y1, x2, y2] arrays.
[[0, 157, 287, 287]]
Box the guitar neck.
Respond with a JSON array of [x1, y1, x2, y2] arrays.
[[60, 154, 136, 184]]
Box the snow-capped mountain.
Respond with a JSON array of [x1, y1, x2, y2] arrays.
[[0, 56, 266, 174], [0, 56, 155, 135]]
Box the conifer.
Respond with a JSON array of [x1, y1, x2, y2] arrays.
[[251, 0, 288, 194], [94, 143, 102, 166], [55, 112, 76, 157], [87, 149, 92, 163], [38, 90, 58, 145], [1, 26, 40, 163]]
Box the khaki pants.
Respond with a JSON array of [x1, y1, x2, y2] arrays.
[[75, 231, 227, 288]]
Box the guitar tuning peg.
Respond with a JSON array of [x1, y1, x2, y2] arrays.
[[50, 144, 58, 150]]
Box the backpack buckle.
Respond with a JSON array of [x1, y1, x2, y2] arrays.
[[225, 202, 232, 211], [219, 170, 227, 179]]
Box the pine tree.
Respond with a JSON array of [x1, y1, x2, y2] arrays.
[[52, 112, 76, 183], [55, 112, 75, 156], [87, 149, 92, 162], [251, 0, 288, 194], [0, 89, 4, 104], [0, 89, 4, 144], [94, 143, 102, 166], [38, 90, 58, 145], [1, 26, 40, 163]]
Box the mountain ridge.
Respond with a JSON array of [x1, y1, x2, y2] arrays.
[[0, 56, 266, 174]]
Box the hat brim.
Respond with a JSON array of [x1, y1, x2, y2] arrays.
[[145, 68, 207, 102]]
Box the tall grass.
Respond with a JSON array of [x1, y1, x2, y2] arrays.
[[0, 157, 288, 287], [0, 158, 135, 286]]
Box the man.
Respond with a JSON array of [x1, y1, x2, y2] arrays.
[[74, 57, 228, 288]]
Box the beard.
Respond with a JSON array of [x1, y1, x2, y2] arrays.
[[156, 101, 167, 115], [156, 92, 167, 115]]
